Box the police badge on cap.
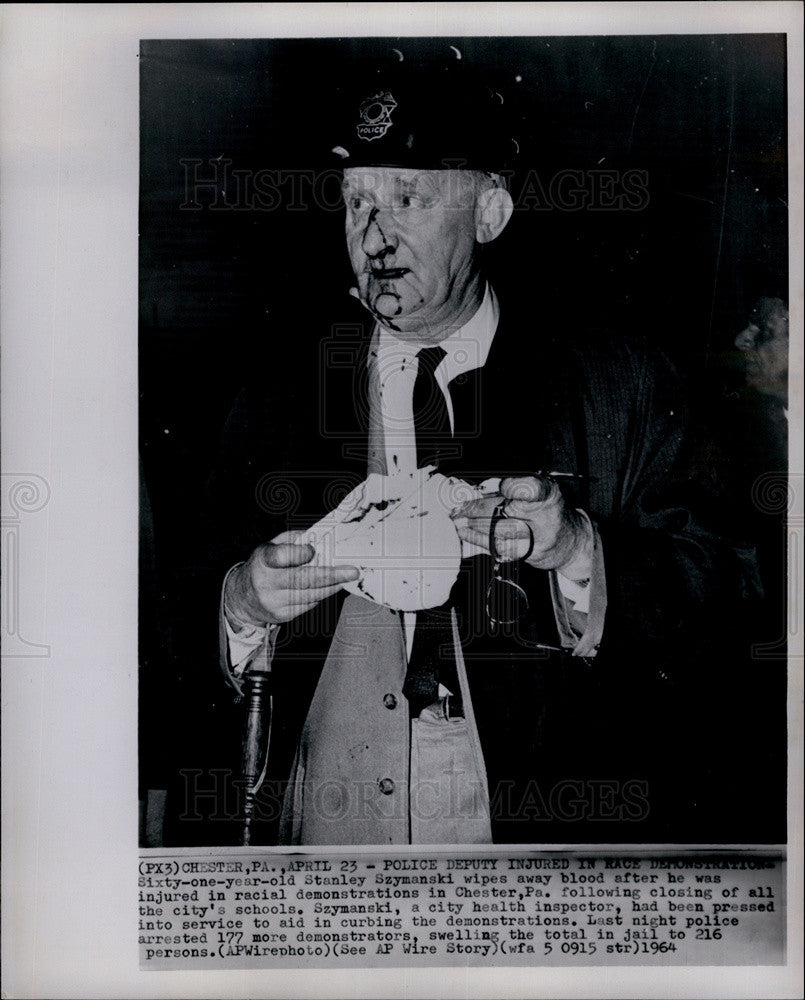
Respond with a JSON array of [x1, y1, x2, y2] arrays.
[[356, 91, 398, 141], [328, 48, 518, 173]]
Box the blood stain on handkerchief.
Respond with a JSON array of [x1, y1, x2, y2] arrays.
[[302, 467, 468, 611]]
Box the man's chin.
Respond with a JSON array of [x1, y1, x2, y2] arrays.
[[355, 288, 425, 330], [371, 290, 406, 322], [350, 283, 445, 338]]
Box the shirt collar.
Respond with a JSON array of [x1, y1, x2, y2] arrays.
[[376, 284, 500, 382]]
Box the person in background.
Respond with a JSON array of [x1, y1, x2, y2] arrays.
[[734, 296, 789, 411], [729, 296, 789, 626]]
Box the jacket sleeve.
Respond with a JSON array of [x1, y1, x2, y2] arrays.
[[589, 343, 761, 684]]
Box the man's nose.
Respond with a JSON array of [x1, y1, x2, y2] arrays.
[[361, 208, 396, 259], [734, 326, 757, 351]]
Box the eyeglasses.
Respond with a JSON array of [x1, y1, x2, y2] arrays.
[[484, 502, 564, 652], [485, 502, 531, 629]]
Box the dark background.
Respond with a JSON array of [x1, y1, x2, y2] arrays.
[[139, 35, 788, 838]]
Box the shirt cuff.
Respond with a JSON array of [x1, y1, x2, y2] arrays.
[[550, 513, 607, 657], [556, 573, 591, 614], [219, 564, 278, 690]]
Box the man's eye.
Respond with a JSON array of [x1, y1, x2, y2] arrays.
[[344, 193, 372, 213], [397, 194, 424, 209]]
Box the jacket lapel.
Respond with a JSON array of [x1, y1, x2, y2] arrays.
[[443, 309, 586, 486]]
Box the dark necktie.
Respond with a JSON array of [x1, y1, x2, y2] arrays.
[[402, 603, 461, 718], [412, 345, 450, 469], [403, 344, 463, 717]]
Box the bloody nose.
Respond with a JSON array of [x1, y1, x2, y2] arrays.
[[362, 209, 395, 259]]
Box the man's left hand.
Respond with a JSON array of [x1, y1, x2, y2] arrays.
[[451, 476, 593, 578]]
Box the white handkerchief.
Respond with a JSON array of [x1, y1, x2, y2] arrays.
[[301, 468, 487, 611]]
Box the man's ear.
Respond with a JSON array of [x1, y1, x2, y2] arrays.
[[475, 186, 514, 244]]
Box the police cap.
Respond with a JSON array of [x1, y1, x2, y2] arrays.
[[326, 49, 518, 173]]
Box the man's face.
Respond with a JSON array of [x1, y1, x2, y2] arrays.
[[734, 297, 789, 398], [342, 167, 483, 341]]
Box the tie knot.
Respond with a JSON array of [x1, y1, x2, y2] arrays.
[[416, 345, 447, 379]]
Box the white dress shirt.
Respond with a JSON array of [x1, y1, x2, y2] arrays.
[[375, 284, 497, 659]]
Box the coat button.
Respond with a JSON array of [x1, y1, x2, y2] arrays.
[[378, 778, 394, 795], [383, 693, 397, 709]]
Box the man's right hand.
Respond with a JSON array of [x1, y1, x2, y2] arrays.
[[225, 531, 361, 626]]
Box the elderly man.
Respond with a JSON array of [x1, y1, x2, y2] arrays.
[[207, 64, 758, 846]]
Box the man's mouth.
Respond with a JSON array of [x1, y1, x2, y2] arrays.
[[369, 267, 409, 280]]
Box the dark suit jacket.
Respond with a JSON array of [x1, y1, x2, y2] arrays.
[[169, 294, 782, 846]]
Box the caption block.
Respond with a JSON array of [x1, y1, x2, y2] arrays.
[[139, 852, 784, 969]]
